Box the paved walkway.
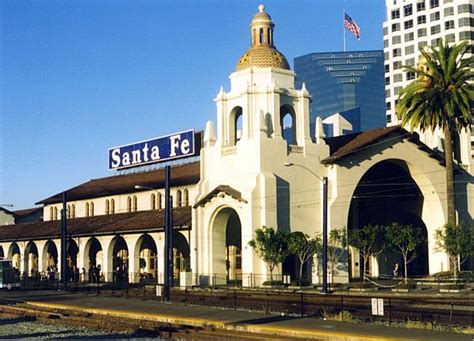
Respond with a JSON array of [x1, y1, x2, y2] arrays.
[[0, 291, 471, 340]]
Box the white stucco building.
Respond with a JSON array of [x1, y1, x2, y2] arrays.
[[0, 5, 471, 287]]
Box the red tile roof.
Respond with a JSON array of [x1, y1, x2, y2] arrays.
[[36, 161, 200, 205], [0, 207, 191, 242]]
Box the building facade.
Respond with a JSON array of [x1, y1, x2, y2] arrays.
[[383, 0, 474, 167], [1, 5, 470, 287], [294, 51, 386, 137]]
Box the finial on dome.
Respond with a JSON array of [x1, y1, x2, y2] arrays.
[[258, 4, 265, 12]]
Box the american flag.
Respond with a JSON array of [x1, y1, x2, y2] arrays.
[[344, 13, 361, 40]]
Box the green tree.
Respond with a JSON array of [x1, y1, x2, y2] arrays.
[[287, 232, 321, 288], [248, 226, 289, 282], [328, 229, 347, 284], [385, 223, 425, 283], [348, 224, 385, 283], [396, 40, 474, 226], [435, 223, 473, 278]]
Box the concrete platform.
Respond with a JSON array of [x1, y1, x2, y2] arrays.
[[0, 290, 471, 340]]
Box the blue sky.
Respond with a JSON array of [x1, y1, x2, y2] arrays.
[[1, 0, 386, 209]]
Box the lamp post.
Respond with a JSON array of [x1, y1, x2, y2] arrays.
[[134, 164, 173, 302], [284, 162, 329, 294], [60, 192, 68, 290]]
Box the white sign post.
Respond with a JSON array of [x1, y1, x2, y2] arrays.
[[371, 298, 384, 316]]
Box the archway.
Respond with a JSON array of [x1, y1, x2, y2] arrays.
[[134, 234, 158, 282], [280, 104, 296, 145], [173, 231, 190, 284], [283, 231, 313, 286], [24, 241, 39, 277], [230, 106, 243, 145], [348, 160, 429, 279], [0, 246, 3, 258], [211, 207, 242, 285], [42, 240, 58, 272], [109, 236, 129, 283], [84, 237, 103, 282], [8, 243, 21, 271]]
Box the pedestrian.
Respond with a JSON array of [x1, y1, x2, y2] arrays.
[[393, 263, 399, 278]]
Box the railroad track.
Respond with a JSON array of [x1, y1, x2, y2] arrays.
[[0, 303, 294, 340]]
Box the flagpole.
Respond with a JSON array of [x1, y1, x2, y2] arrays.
[[343, 9, 346, 52]]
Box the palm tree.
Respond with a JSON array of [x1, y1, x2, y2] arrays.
[[396, 40, 474, 225]]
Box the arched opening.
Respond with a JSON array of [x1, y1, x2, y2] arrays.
[[0, 246, 3, 258], [127, 196, 132, 212], [84, 237, 103, 282], [71, 204, 76, 218], [173, 231, 190, 284], [50, 207, 54, 220], [134, 234, 158, 283], [150, 193, 156, 210], [67, 239, 79, 273], [183, 189, 189, 206], [176, 190, 182, 207], [348, 160, 429, 280], [90, 202, 94, 216], [110, 200, 115, 214], [109, 236, 129, 283], [24, 241, 39, 278], [105, 200, 110, 215], [85, 202, 90, 217], [158, 193, 162, 209], [132, 196, 138, 212], [229, 106, 243, 146], [8, 243, 21, 272], [280, 105, 296, 145], [283, 231, 313, 286], [42, 240, 58, 272], [211, 207, 242, 286]]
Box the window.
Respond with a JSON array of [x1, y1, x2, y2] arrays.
[[127, 196, 131, 212], [405, 45, 415, 55], [150, 193, 156, 210], [407, 71, 416, 80], [430, 25, 440, 35], [431, 37, 442, 46], [404, 4, 413, 16], [54, 207, 58, 220], [404, 20, 413, 29], [392, 36, 401, 44], [418, 41, 428, 49], [445, 33, 455, 43], [392, 23, 400, 32], [430, 12, 440, 21], [405, 32, 414, 42], [458, 17, 473, 28], [132, 195, 137, 212], [385, 76, 391, 85], [85, 202, 90, 217], [418, 28, 427, 37], [393, 61, 402, 70], [67, 204, 71, 219], [386, 115, 392, 124], [406, 58, 415, 66], [71, 204, 75, 218], [385, 64, 390, 73], [417, 1, 425, 11], [394, 86, 402, 96], [430, 0, 439, 9], [177, 190, 182, 207], [392, 9, 400, 19], [384, 40, 389, 48], [444, 0, 453, 3], [110, 199, 115, 214], [385, 89, 391, 98], [183, 189, 189, 206], [158, 193, 162, 210], [105, 199, 110, 215], [50, 207, 54, 220], [458, 4, 473, 14], [384, 51, 389, 60], [394, 74, 403, 82], [384, 27, 388, 35], [445, 20, 455, 30], [90, 202, 94, 217], [459, 31, 474, 40], [417, 15, 426, 24], [386, 102, 391, 110], [393, 48, 402, 57], [444, 7, 454, 16]]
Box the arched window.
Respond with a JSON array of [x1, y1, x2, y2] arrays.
[[71, 204, 75, 218], [127, 196, 132, 212], [105, 200, 110, 215], [54, 207, 58, 220], [177, 190, 182, 207], [183, 189, 189, 206], [158, 193, 162, 210], [85, 202, 90, 217], [259, 28, 264, 44], [90, 202, 94, 216], [280, 105, 296, 145], [151, 193, 156, 210], [50, 207, 54, 221], [133, 195, 138, 212], [67, 204, 71, 219], [230, 106, 243, 146], [110, 199, 115, 214]]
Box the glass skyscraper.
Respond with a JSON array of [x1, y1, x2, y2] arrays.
[[294, 50, 386, 137]]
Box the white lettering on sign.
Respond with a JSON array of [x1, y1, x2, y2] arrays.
[[169, 134, 181, 157], [151, 145, 160, 160], [111, 149, 121, 168]]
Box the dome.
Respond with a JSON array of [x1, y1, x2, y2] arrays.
[[235, 5, 290, 72]]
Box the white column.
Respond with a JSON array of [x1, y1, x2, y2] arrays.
[[35, 240, 47, 273], [123, 234, 141, 283], [97, 236, 114, 282], [154, 232, 165, 284]]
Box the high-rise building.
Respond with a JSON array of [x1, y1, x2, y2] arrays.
[[294, 51, 386, 137], [383, 0, 473, 127]]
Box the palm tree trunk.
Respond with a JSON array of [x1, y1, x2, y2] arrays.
[[444, 126, 456, 225]]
